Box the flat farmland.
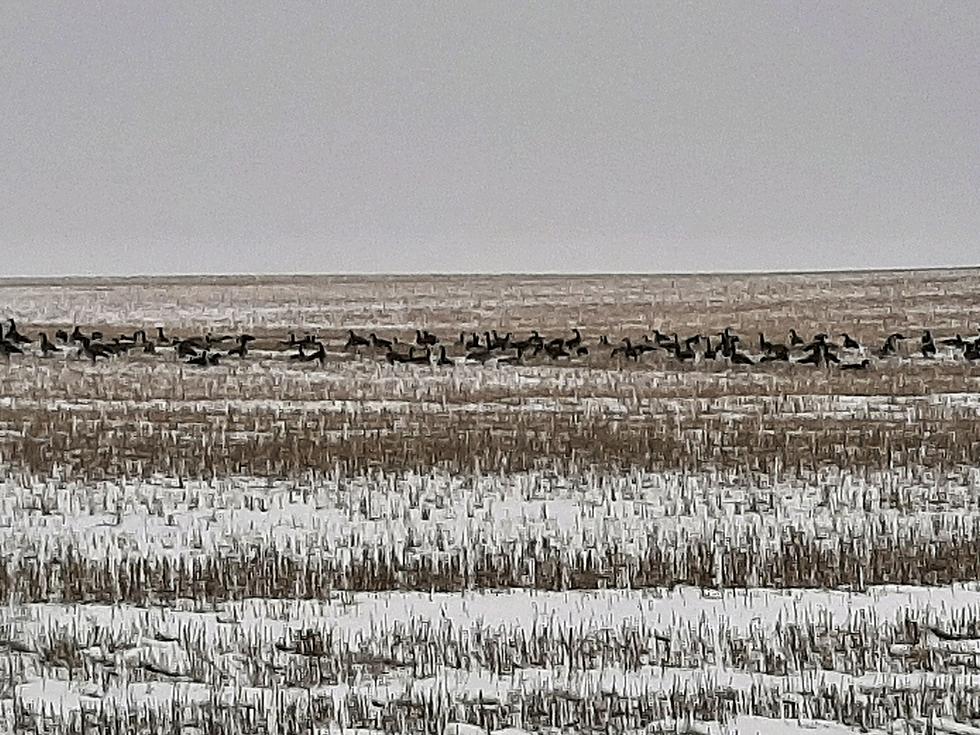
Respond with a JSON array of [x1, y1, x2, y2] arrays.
[[2, 270, 980, 734]]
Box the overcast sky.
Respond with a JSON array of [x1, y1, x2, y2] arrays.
[[1, 2, 977, 275]]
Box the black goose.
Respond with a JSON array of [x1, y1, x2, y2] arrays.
[[636, 336, 657, 354], [545, 342, 570, 359], [796, 349, 823, 366], [877, 334, 901, 358], [840, 333, 861, 350], [39, 333, 60, 356], [416, 330, 438, 347], [702, 335, 718, 360], [653, 330, 674, 348], [78, 336, 110, 364], [5, 319, 31, 345], [939, 334, 966, 348], [228, 342, 248, 358], [55, 329, 69, 343], [760, 344, 790, 362], [510, 331, 541, 352], [672, 334, 696, 362], [385, 346, 410, 364], [408, 347, 432, 365], [185, 351, 211, 367], [789, 329, 805, 346], [465, 332, 481, 350], [0, 337, 24, 357], [71, 326, 86, 343], [920, 330, 937, 358], [611, 338, 640, 361], [565, 329, 583, 350], [345, 330, 370, 349], [156, 327, 172, 344], [175, 340, 200, 358], [370, 333, 393, 350], [436, 346, 453, 366], [840, 359, 871, 371], [730, 351, 754, 365], [300, 342, 327, 365]]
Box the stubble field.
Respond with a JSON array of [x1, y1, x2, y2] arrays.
[[1, 270, 980, 734]]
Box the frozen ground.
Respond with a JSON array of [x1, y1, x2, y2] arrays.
[[2, 272, 980, 733]]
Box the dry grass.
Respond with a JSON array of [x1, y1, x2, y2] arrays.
[[1, 270, 980, 733]]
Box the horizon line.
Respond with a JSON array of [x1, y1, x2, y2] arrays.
[[1, 263, 978, 283]]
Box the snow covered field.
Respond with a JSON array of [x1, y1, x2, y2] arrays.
[[2, 272, 980, 733]]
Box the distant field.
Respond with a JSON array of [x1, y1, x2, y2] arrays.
[[2, 270, 980, 734]]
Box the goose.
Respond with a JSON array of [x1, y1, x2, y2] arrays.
[[672, 334, 695, 362], [55, 329, 69, 343], [175, 340, 200, 358], [702, 335, 718, 360], [575, 346, 589, 356], [5, 319, 31, 344], [636, 336, 658, 354], [0, 340, 24, 357], [408, 347, 432, 365], [385, 346, 410, 364], [156, 327, 172, 344], [840, 359, 871, 371], [345, 330, 370, 349], [510, 331, 541, 353], [465, 333, 481, 350], [289, 344, 308, 361], [544, 342, 570, 359], [370, 333, 393, 350], [545, 335, 565, 350], [436, 346, 453, 366], [39, 333, 60, 356], [796, 349, 823, 366], [840, 333, 861, 350], [760, 344, 790, 362], [122, 329, 147, 345], [143, 340, 156, 354], [877, 334, 901, 358], [939, 334, 966, 348], [228, 342, 248, 358], [416, 330, 438, 347], [565, 329, 583, 350], [730, 351, 754, 366], [78, 336, 110, 364], [298, 342, 326, 365], [789, 329, 804, 346], [758, 332, 774, 352], [653, 330, 674, 348], [206, 331, 235, 346], [611, 338, 640, 361], [920, 330, 937, 359], [185, 352, 211, 367]]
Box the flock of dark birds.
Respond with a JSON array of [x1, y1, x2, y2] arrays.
[[2, 317, 980, 370]]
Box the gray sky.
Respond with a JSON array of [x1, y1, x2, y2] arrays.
[[2, 2, 978, 276]]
